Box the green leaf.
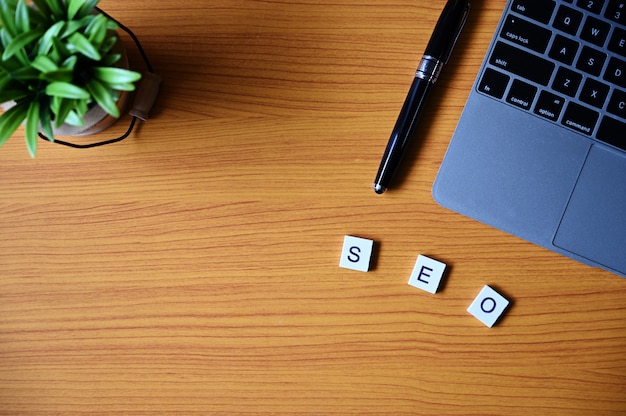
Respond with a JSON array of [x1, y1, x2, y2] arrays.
[[86, 78, 119, 118], [0, 88, 30, 103], [85, 13, 107, 48], [30, 0, 52, 21], [100, 53, 121, 66], [100, 35, 118, 55], [0, 27, 11, 49], [93, 67, 142, 84], [63, 110, 85, 127], [60, 20, 82, 39], [77, 0, 101, 19], [32, 55, 59, 73], [67, 0, 85, 20], [105, 82, 136, 92], [37, 21, 65, 56], [0, 71, 11, 90], [15, 0, 30, 33], [40, 68, 73, 83], [0, 0, 18, 37], [73, 98, 88, 118], [51, 96, 74, 128], [2, 29, 44, 61], [61, 55, 78, 69], [46, 0, 64, 19], [50, 37, 69, 62], [25, 100, 40, 158], [39, 101, 54, 141], [45, 82, 90, 99], [67, 32, 101, 60], [9, 66, 40, 81], [0, 100, 28, 149]]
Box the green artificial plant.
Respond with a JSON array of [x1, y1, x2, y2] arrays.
[[0, 0, 142, 156]]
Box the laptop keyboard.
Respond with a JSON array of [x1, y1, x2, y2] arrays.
[[477, 0, 626, 152]]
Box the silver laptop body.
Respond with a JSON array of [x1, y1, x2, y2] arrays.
[[433, 0, 626, 278]]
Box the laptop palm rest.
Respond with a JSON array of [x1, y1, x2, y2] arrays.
[[554, 145, 626, 275]]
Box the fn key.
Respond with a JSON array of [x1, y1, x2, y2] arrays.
[[478, 68, 510, 99]]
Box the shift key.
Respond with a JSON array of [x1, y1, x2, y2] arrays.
[[490, 41, 555, 86]]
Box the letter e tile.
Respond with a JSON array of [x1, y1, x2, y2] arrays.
[[408, 255, 447, 294]]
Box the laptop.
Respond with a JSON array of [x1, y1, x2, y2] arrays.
[[433, 0, 626, 278]]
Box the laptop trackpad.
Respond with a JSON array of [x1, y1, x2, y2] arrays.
[[554, 145, 626, 274]]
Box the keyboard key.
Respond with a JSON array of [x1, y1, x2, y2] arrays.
[[478, 68, 510, 99], [549, 34, 580, 65], [501, 15, 552, 53], [604, 56, 626, 88], [607, 88, 626, 119], [552, 66, 583, 96], [507, 79, 537, 109], [577, 0, 605, 14], [576, 45, 607, 76], [511, 0, 556, 24], [605, 0, 626, 25], [581, 16, 612, 46], [490, 42, 555, 85], [580, 78, 610, 108], [534, 90, 566, 121], [597, 116, 626, 150], [554, 5, 584, 35], [608, 27, 626, 58], [562, 102, 599, 135]]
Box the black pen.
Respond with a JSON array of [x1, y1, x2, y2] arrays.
[[373, 0, 470, 194]]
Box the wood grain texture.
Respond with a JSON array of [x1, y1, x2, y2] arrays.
[[1, 0, 625, 414]]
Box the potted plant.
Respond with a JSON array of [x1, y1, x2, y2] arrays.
[[0, 0, 142, 157]]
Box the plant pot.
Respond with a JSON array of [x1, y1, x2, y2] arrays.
[[51, 34, 132, 137], [0, 34, 132, 139]]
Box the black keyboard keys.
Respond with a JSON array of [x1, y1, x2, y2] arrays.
[[562, 102, 600, 135], [511, 0, 556, 24], [608, 27, 626, 58], [478, 68, 510, 99], [507, 79, 538, 109], [597, 116, 626, 150], [605, 0, 626, 25], [577, 0, 604, 14], [580, 78, 610, 108], [604, 57, 626, 88], [576, 46, 607, 76], [553, 66, 583, 96], [535, 91, 566, 121], [581, 16, 612, 46], [549, 35, 581, 65], [554, 5, 584, 35], [501, 15, 552, 53], [607, 88, 626, 119], [482, 2, 626, 151], [490, 42, 555, 86]]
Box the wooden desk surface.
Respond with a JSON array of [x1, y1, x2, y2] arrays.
[[1, 0, 625, 414]]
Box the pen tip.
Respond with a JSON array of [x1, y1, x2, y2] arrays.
[[373, 184, 386, 194]]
